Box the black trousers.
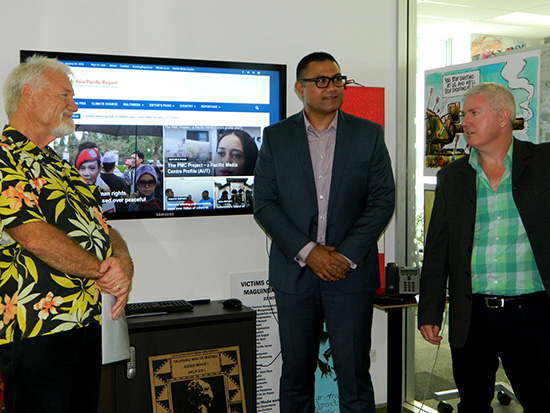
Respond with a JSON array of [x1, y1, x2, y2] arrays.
[[0, 323, 102, 413], [450, 294, 550, 413], [275, 284, 375, 413]]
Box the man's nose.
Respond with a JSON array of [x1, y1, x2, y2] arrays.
[[68, 97, 78, 112], [326, 80, 338, 90]]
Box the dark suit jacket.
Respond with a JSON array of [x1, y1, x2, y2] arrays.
[[418, 138, 550, 348], [253, 110, 395, 294]]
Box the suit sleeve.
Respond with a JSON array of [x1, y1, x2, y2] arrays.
[[417, 170, 451, 328], [335, 124, 395, 265], [253, 127, 313, 261]]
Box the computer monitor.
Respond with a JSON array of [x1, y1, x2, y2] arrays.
[[20, 50, 286, 220]]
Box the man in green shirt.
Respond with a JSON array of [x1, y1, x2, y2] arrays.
[[0, 55, 133, 412], [419, 82, 550, 411]]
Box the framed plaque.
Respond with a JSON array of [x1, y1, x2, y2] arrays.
[[149, 346, 246, 413]]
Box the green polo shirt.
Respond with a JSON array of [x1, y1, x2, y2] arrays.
[[469, 140, 544, 295]]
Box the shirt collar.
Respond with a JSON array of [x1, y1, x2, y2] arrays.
[[303, 110, 338, 134], [3, 125, 41, 153], [468, 139, 514, 172], [2, 125, 60, 161]]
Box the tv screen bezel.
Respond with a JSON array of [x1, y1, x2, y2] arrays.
[[20, 49, 287, 220]]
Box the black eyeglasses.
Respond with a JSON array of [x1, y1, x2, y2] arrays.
[[137, 179, 156, 187], [298, 75, 347, 88]]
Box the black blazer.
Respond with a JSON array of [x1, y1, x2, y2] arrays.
[[253, 110, 395, 294], [418, 138, 550, 347]]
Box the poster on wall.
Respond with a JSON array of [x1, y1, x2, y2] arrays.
[[230, 272, 344, 413], [341, 86, 385, 127], [341, 86, 387, 295], [424, 49, 540, 176], [424, 186, 436, 238], [148, 346, 246, 413], [231, 271, 281, 412], [313, 324, 339, 412], [470, 34, 528, 61]]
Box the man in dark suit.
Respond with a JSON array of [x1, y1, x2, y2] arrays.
[[253, 52, 395, 412], [418, 82, 550, 411]]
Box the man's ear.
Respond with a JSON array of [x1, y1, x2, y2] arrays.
[[20, 84, 36, 108], [294, 80, 304, 101], [498, 108, 512, 128]]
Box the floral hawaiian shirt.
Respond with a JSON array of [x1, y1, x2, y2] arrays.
[[0, 126, 111, 345]]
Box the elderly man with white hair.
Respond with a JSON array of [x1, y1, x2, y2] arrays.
[[0, 55, 133, 412]]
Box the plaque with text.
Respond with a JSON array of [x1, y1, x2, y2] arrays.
[[149, 346, 246, 413]]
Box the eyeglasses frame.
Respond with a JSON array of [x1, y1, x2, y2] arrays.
[[298, 74, 348, 89]]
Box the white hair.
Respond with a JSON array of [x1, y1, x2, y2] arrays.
[[3, 55, 73, 118], [464, 82, 516, 128]]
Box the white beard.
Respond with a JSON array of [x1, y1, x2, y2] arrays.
[[51, 115, 75, 137]]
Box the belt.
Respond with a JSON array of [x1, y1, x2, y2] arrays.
[[473, 291, 548, 309]]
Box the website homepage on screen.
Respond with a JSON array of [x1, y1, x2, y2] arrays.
[[54, 57, 283, 219]]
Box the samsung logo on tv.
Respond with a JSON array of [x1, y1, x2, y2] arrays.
[[156, 212, 175, 217]]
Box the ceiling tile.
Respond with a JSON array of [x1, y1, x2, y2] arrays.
[[417, 1, 550, 40], [525, 4, 550, 13], [418, 16, 550, 40]]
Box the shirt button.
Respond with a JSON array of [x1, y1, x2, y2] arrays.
[[318, 175, 323, 179], [320, 216, 325, 220], [319, 195, 324, 200], [320, 155, 324, 160]]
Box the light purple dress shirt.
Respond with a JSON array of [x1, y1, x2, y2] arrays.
[[295, 111, 356, 269]]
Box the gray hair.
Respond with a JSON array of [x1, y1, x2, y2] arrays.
[[3, 55, 73, 118], [464, 82, 516, 127]]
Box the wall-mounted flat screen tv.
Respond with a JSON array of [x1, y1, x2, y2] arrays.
[[20, 50, 286, 220]]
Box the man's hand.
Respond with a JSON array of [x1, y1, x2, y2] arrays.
[[305, 245, 350, 282], [419, 325, 443, 345], [98, 252, 133, 320]]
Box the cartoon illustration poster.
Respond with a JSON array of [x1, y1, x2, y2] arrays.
[[424, 49, 540, 175]]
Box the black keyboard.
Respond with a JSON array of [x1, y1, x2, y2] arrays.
[[125, 300, 194, 316]]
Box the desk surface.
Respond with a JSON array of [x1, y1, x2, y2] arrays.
[[125, 300, 256, 330], [374, 295, 418, 310]]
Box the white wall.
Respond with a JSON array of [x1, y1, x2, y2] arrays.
[[0, 0, 399, 302]]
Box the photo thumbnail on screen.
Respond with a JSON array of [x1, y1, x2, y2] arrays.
[[56, 126, 165, 215], [164, 126, 261, 178]]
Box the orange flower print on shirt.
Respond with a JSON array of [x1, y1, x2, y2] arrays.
[[93, 207, 109, 233], [1, 182, 39, 211], [29, 176, 46, 192], [0, 292, 18, 326], [33, 292, 63, 320]]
